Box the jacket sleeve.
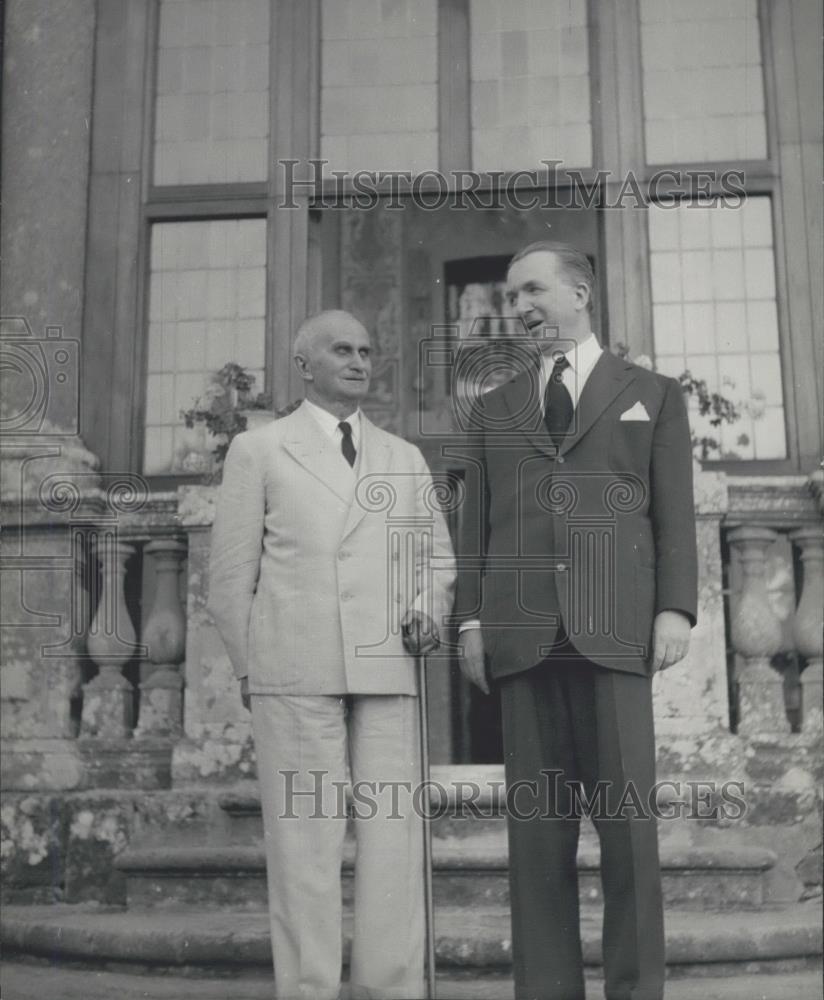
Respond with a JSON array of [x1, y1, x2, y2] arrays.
[[650, 377, 698, 626], [206, 434, 265, 678], [412, 446, 457, 633], [453, 399, 490, 623]]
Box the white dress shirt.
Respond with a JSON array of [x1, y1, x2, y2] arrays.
[[538, 332, 602, 412], [302, 397, 362, 466], [460, 332, 602, 632]]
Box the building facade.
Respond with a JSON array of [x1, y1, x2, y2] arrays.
[[1, 0, 822, 982]]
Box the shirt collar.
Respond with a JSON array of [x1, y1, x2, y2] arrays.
[[539, 332, 601, 376], [302, 397, 361, 440]]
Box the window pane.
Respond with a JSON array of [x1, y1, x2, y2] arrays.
[[143, 219, 267, 474], [154, 0, 270, 184], [640, 0, 767, 163], [320, 0, 438, 174], [469, 0, 592, 170], [648, 197, 786, 460]]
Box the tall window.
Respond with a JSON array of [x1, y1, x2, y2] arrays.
[[154, 0, 270, 183], [142, 0, 272, 475], [469, 0, 592, 170], [639, 1, 789, 462], [320, 0, 438, 174], [144, 220, 267, 474], [639, 0, 767, 163], [649, 197, 786, 460], [124, 0, 807, 476]]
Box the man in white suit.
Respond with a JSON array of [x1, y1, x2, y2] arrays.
[[208, 310, 456, 1000]]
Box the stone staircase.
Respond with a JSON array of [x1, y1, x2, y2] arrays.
[[2, 780, 822, 999]]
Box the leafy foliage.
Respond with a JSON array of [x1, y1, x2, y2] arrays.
[[612, 343, 749, 461], [180, 363, 299, 470]]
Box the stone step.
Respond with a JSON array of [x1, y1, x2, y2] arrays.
[[2, 902, 821, 976], [2, 960, 823, 1000], [115, 835, 777, 912]]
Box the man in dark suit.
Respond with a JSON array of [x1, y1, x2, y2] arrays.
[[455, 242, 697, 1000]]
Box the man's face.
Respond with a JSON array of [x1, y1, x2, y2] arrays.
[[302, 318, 372, 408], [506, 251, 587, 344]]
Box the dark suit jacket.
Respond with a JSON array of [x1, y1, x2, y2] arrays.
[[454, 350, 698, 678]]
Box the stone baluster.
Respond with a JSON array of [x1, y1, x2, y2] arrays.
[[727, 525, 788, 735], [790, 526, 824, 734], [135, 539, 187, 737], [82, 536, 138, 738]]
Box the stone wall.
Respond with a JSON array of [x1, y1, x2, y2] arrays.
[[0, 0, 96, 429]]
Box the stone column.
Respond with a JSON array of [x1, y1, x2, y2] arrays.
[[135, 539, 187, 737], [790, 526, 824, 734], [727, 525, 788, 736], [81, 536, 138, 738]]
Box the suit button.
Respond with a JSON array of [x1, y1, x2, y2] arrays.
[[557, 456, 565, 464], [338, 550, 349, 560], [556, 563, 567, 572], [341, 592, 352, 601]]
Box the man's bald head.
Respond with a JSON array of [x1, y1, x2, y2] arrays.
[[293, 310, 373, 418], [293, 310, 369, 362]]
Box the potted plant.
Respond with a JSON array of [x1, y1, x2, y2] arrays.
[[180, 363, 299, 477]]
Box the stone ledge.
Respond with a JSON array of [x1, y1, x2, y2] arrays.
[[113, 839, 779, 912], [114, 838, 778, 875], [1, 902, 821, 971], [3, 962, 821, 1000]]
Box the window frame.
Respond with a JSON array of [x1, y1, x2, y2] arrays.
[[82, 0, 819, 483]]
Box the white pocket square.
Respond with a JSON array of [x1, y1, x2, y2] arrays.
[[620, 401, 650, 422]]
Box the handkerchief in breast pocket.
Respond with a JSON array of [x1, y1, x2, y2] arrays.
[[619, 401, 650, 421]]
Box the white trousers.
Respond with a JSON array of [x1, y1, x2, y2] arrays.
[[251, 694, 425, 1000]]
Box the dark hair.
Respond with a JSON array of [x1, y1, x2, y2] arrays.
[[508, 241, 596, 314]]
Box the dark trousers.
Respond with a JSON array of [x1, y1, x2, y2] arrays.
[[499, 652, 664, 1000]]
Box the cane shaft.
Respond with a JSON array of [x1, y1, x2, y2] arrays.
[[418, 656, 437, 999]]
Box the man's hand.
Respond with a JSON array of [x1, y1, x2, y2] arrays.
[[652, 610, 691, 672], [239, 677, 251, 712], [401, 611, 440, 656], [458, 628, 490, 694]]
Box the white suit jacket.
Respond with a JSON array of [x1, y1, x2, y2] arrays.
[[207, 404, 456, 695]]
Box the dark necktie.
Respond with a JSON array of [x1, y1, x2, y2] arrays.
[[543, 355, 573, 447], [339, 420, 356, 467]]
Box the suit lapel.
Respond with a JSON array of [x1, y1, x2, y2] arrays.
[[341, 415, 393, 542], [560, 352, 637, 456], [500, 367, 557, 459], [281, 404, 355, 505]]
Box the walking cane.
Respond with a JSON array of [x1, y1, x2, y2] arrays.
[[417, 653, 437, 999]]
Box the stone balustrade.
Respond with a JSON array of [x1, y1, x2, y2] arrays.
[[724, 476, 824, 739], [133, 538, 188, 738], [81, 536, 140, 739], [1, 461, 822, 792], [791, 526, 824, 733], [78, 495, 190, 756]]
